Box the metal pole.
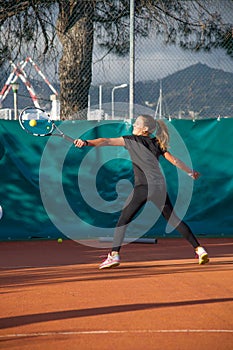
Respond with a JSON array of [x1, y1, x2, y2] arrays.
[[159, 80, 162, 119], [129, 0, 135, 120], [99, 85, 102, 111], [112, 87, 115, 119], [112, 84, 127, 119], [87, 94, 91, 120], [14, 92, 18, 120], [11, 83, 19, 120], [99, 85, 104, 119]]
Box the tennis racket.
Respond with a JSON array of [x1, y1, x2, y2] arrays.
[[19, 106, 75, 143]]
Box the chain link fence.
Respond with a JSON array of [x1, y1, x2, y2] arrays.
[[0, 1, 232, 120]]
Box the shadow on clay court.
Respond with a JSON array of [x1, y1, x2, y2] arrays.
[[1, 259, 233, 289], [0, 297, 233, 330]]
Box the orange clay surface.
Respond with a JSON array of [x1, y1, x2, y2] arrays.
[[0, 238, 233, 350]]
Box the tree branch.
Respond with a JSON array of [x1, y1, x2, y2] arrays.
[[0, 0, 55, 22]]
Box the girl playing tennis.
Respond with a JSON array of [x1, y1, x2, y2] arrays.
[[74, 115, 209, 269]]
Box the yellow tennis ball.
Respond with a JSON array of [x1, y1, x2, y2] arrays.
[[57, 238, 63, 243], [29, 119, 37, 127]]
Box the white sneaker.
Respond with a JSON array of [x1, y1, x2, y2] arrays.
[[195, 246, 209, 265], [99, 252, 120, 269]]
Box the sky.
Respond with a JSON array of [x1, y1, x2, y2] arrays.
[[92, 36, 233, 85], [2, 0, 232, 93], [92, 0, 233, 85]]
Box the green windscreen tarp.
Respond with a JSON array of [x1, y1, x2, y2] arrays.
[[0, 118, 232, 241]]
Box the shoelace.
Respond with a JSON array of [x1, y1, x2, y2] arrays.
[[99, 254, 111, 262]]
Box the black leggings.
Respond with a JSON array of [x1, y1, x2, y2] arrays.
[[112, 184, 200, 252]]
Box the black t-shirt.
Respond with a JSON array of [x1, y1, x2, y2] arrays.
[[123, 135, 166, 186]]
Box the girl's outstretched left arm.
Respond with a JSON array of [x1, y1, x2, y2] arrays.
[[163, 151, 200, 180], [74, 137, 125, 148]]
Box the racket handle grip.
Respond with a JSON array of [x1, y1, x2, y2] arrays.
[[62, 135, 75, 143]]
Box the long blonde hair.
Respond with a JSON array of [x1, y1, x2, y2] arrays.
[[155, 120, 170, 151], [140, 115, 170, 151]]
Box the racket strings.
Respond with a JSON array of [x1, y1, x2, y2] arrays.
[[20, 108, 54, 136]]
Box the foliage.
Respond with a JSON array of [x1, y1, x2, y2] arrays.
[[0, 0, 232, 63], [0, 1, 232, 117]]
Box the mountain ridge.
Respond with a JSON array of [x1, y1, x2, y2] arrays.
[[2, 63, 233, 118], [89, 63, 233, 118]]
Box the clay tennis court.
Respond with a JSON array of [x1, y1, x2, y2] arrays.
[[0, 238, 233, 350]]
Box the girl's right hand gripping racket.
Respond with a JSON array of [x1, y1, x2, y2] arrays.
[[19, 106, 74, 143]]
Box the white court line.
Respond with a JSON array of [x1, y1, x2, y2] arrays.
[[0, 329, 233, 339]]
